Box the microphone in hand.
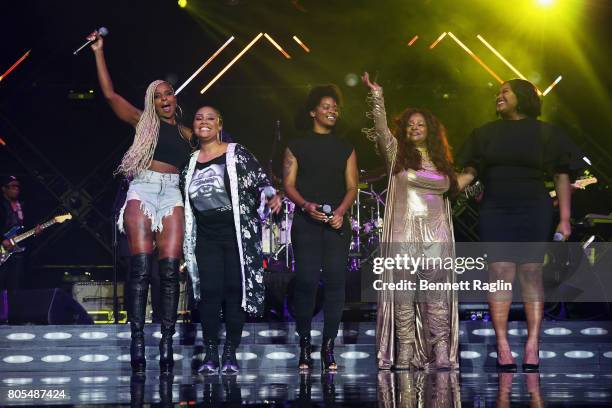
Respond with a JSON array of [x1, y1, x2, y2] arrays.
[[74, 27, 109, 55], [320, 204, 344, 235], [553, 232, 565, 242]]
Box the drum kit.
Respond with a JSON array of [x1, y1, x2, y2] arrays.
[[261, 168, 387, 272]]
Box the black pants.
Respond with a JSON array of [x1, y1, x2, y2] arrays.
[[291, 213, 350, 339], [196, 239, 245, 345]]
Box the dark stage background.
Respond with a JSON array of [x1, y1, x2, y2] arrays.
[[1, 0, 610, 288]]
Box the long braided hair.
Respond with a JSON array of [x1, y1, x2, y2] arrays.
[[115, 80, 168, 177]]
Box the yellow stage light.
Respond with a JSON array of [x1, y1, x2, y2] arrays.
[[537, 0, 555, 6], [407, 35, 419, 47], [177, 0, 187, 8], [447, 32, 503, 84], [176, 36, 235, 95], [200, 33, 264, 94], [292, 36, 310, 53], [429, 32, 447, 49], [542, 75, 562, 96], [264, 33, 291, 59], [477, 35, 543, 95]]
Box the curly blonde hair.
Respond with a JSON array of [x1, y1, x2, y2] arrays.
[[115, 80, 170, 177]]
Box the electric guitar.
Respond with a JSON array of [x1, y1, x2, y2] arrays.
[[0, 213, 72, 266], [549, 176, 597, 198]]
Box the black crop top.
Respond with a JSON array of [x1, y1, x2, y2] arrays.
[[152, 121, 192, 168]]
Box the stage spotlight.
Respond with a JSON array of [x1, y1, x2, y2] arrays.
[[177, 0, 187, 8], [537, 0, 555, 6], [344, 73, 359, 87]]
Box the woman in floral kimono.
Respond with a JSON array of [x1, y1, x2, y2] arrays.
[[362, 73, 459, 370], [181, 106, 281, 374]]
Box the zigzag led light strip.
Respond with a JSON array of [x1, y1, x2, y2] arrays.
[[200, 33, 264, 94], [176, 36, 235, 95]]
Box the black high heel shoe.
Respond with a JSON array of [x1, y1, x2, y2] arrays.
[[321, 337, 338, 371], [495, 346, 517, 372], [130, 332, 147, 374], [298, 335, 313, 370], [198, 341, 220, 374], [158, 258, 180, 374], [522, 346, 540, 372], [128, 253, 153, 375], [522, 362, 540, 372], [221, 342, 239, 374], [159, 332, 174, 374]]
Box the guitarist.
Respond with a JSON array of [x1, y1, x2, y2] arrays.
[[0, 176, 40, 292]]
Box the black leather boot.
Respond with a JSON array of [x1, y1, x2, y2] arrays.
[[198, 340, 220, 374], [158, 258, 180, 374], [221, 341, 239, 374], [298, 334, 313, 370], [321, 337, 338, 371], [128, 253, 152, 374]]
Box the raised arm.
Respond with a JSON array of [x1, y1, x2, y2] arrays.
[[89, 34, 142, 127], [361, 72, 397, 168]]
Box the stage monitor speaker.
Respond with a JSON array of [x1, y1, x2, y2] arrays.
[[7, 288, 93, 324]]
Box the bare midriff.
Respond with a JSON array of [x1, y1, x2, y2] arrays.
[[149, 160, 180, 174]]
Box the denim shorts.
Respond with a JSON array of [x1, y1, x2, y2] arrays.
[[118, 170, 183, 233]]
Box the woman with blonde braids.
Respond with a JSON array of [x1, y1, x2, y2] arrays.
[[89, 33, 192, 375]]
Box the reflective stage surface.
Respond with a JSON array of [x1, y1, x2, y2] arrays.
[[2, 321, 612, 405], [2, 368, 612, 406]]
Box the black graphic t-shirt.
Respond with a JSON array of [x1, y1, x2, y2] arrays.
[[188, 154, 235, 241]]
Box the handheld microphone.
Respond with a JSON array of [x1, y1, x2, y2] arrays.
[[74, 27, 109, 55], [321, 204, 334, 218], [320, 204, 344, 236], [553, 232, 565, 242], [263, 186, 276, 199], [262, 186, 277, 218]]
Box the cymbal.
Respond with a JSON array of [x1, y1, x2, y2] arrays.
[[359, 167, 386, 184]]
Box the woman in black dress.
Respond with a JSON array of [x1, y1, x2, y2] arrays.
[[283, 84, 359, 371], [457, 79, 572, 372]]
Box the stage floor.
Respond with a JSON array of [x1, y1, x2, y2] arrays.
[[1, 368, 612, 406], [2, 320, 612, 405]]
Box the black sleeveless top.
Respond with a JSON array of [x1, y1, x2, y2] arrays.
[[152, 121, 192, 168], [287, 131, 353, 208], [457, 118, 573, 206]]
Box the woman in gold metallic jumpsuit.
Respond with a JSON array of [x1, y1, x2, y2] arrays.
[[362, 73, 459, 370]]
